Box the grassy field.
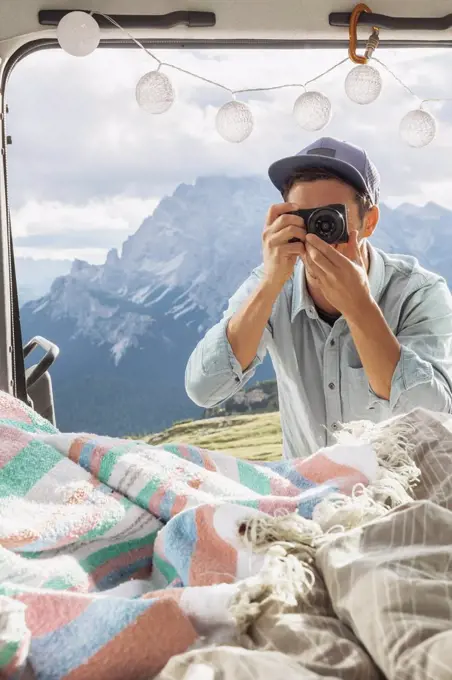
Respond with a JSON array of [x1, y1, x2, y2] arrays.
[[141, 412, 283, 461]]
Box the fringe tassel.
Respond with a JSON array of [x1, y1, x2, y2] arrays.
[[312, 483, 389, 533], [336, 418, 420, 493], [230, 514, 322, 633], [229, 416, 420, 632]]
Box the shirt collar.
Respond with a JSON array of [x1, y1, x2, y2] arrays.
[[366, 243, 386, 304], [291, 259, 311, 322], [290, 242, 386, 323]]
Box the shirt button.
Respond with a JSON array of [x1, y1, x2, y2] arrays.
[[330, 339, 335, 347], [328, 382, 335, 390]]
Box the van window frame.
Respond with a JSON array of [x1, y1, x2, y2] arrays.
[[1, 36, 450, 399]]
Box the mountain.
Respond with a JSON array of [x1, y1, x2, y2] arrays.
[[19, 176, 452, 436], [20, 177, 278, 435], [16, 257, 72, 304], [372, 202, 452, 282]]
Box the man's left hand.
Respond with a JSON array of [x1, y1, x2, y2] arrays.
[[304, 230, 371, 320]]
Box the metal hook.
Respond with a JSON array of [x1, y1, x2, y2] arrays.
[[349, 3, 379, 64]]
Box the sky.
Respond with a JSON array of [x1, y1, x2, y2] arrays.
[[6, 44, 452, 264]]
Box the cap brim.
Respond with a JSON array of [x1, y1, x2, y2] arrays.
[[268, 154, 368, 198]]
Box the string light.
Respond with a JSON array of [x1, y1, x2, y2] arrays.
[[136, 70, 174, 114], [56, 10, 451, 147], [345, 64, 382, 104], [293, 91, 332, 131], [215, 100, 254, 143], [57, 10, 100, 57], [399, 108, 437, 148]]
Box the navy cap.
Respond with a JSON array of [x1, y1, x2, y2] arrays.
[[268, 137, 380, 205]]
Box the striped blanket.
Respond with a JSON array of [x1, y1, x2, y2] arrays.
[[0, 391, 377, 680]]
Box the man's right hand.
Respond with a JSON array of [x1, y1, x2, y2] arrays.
[[262, 203, 307, 289]]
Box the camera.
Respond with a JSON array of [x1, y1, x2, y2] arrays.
[[287, 204, 348, 245]]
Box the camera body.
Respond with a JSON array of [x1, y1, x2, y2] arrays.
[[288, 204, 348, 245]]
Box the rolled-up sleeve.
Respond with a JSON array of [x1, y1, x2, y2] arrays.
[[370, 277, 452, 414], [185, 268, 272, 408]]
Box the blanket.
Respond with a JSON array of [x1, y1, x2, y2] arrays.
[[1, 392, 451, 680], [0, 390, 378, 679]]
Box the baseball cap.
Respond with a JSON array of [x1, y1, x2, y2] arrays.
[[268, 137, 380, 205]]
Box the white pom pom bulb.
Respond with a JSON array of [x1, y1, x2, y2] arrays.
[[215, 100, 254, 143], [345, 64, 382, 105], [293, 91, 332, 131], [136, 71, 175, 114], [57, 11, 100, 57], [399, 109, 437, 148]]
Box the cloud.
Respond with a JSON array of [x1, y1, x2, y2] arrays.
[[10, 195, 158, 260], [11, 195, 159, 237], [5, 45, 452, 262], [14, 230, 129, 249], [15, 246, 108, 264]]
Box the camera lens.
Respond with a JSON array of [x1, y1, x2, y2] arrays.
[[309, 208, 345, 244]]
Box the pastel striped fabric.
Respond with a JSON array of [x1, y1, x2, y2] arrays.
[[0, 391, 376, 679]]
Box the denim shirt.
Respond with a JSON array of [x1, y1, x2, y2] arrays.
[[185, 245, 452, 458]]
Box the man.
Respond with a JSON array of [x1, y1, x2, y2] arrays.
[[185, 137, 452, 458]]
